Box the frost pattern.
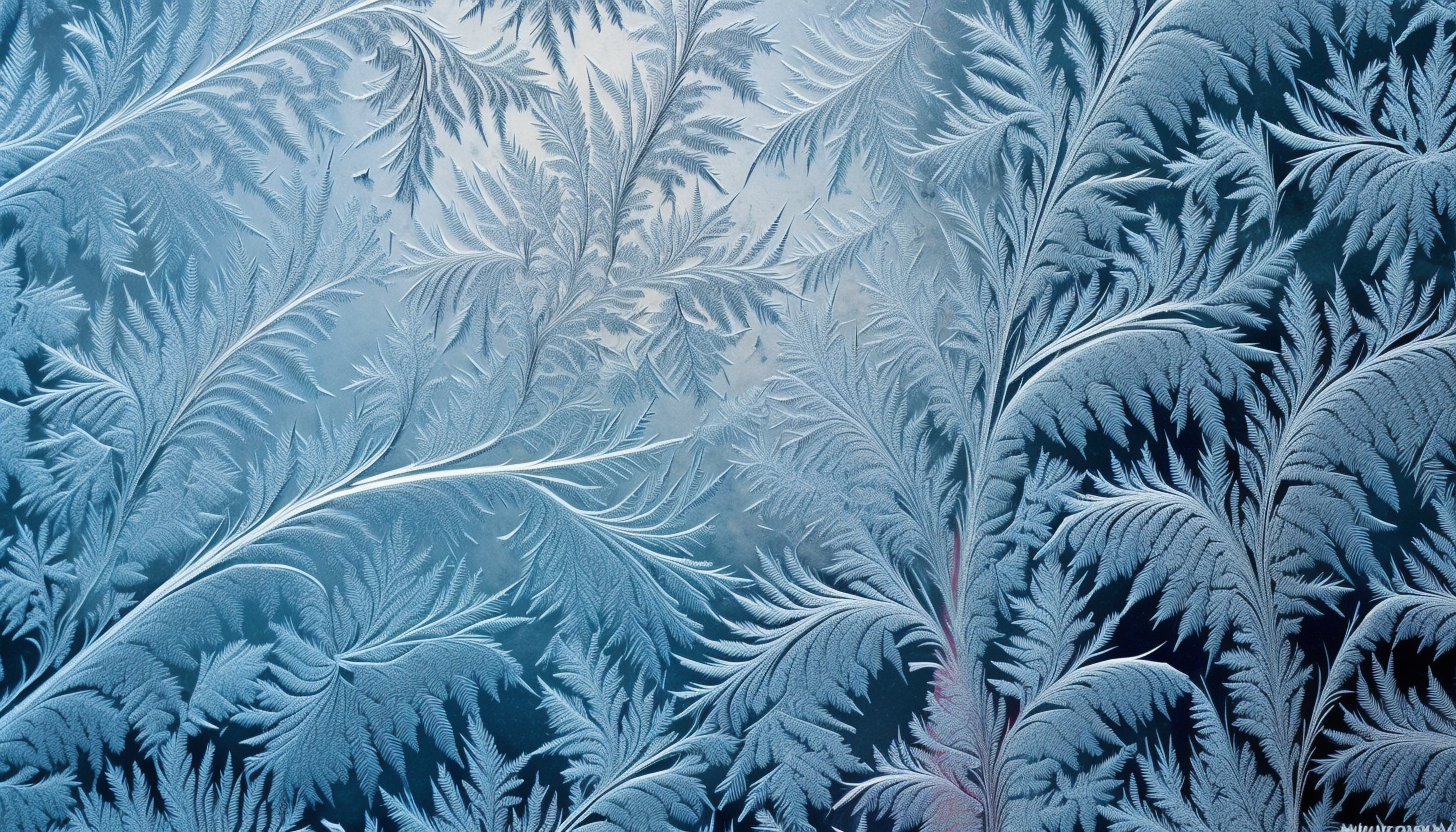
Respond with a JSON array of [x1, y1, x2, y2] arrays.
[[1, 0, 1454, 830]]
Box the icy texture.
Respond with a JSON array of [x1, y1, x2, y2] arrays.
[[1, 0, 1454, 830]]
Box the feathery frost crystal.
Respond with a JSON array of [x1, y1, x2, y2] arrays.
[[2, 0, 1455, 830]]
